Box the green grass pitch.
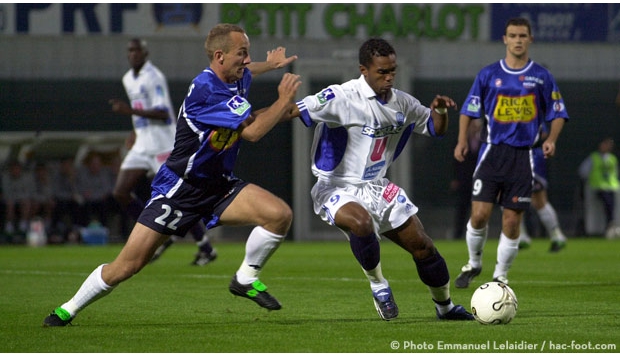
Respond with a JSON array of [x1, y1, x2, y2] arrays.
[[1, 237, 618, 353]]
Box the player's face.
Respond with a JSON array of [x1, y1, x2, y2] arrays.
[[503, 25, 532, 59], [221, 32, 251, 83], [360, 54, 397, 101], [127, 40, 147, 72]]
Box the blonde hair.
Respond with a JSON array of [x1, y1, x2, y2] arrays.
[[204, 23, 245, 61]]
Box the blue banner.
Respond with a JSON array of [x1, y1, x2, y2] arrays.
[[491, 4, 617, 42]]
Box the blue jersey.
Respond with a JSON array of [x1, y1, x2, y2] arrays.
[[460, 59, 569, 148], [161, 67, 253, 186]]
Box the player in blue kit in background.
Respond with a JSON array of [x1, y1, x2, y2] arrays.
[[43, 23, 300, 326], [518, 123, 568, 252], [453, 17, 569, 288], [287, 38, 474, 321]]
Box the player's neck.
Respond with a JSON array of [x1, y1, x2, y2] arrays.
[[132, 63, 145, 77], [504, 55, 529, 70]]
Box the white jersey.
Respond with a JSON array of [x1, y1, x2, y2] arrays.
[[121, 60, 176, 155], [297, 75, 437, 185]]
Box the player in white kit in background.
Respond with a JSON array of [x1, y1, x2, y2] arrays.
[[108, 38, 216, 265]]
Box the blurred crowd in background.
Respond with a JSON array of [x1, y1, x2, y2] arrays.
[[0, 148, 149, 245]]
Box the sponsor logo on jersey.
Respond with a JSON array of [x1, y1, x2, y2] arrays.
[[522, 76, 544, 89], [361, 124, 403, 138], [227, 95, 251, 116], [466, 96, 481, 112], [316, 88, 335, 105], [493, 93, 537, 123], [208, 127, 240, 151], [382, 182, 400, 203], [362, 161, 385, 180]]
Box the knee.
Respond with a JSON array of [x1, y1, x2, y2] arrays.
[[333, 202, 375, 236], [409, 234, 436, 260], [279, 204, 293, 228], [470, 211, 489, 229], [346, 213, 375, 237], [269, 203, 293, 235]]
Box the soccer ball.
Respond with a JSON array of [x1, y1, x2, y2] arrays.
[[470, 281, 518, 325]]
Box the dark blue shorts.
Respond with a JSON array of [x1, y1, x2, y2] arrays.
[[137, 166, 249, 237], [472, 143, 533, 211], [531, 147, 548, 193]]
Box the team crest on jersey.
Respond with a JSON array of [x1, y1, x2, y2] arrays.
[[466, 96, 481, 112], [227, 95, 251, 116], [553, 102, 565, 112], [316, 88, 336, 106]]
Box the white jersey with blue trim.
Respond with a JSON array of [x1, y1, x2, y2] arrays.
[[460, 59, 569, 148], [297, 75, 437, 184], [121, 60, 176, 155]]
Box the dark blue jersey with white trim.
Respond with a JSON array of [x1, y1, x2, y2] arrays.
[[161, 67, 252, 185], [460, 59, 569, 148]]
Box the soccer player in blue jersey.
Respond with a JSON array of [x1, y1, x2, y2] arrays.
[[518, 123, 568, 252], [454, 17, 568, 288], [288, 38, 474, 321], [43, 24, 300, 326]]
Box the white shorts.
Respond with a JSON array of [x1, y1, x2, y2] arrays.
[[311, 177, 419, 237], [120, 148, 171, 175]]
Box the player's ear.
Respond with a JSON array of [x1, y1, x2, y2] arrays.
[[213, 50, 224, 64], [359, 64, 368, 77]]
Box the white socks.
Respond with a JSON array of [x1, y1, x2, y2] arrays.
[[537, 203, 567, 242], [235, 226, 285, 284], [61, 264, 114, 318], [362, 262, 389, 293], [465, 220, 487, 269], [494, 233, 519, 279]]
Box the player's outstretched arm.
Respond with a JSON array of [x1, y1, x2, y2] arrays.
[[108, 99, 170, 121], [240, 73, 301, 142], [248, 47, 298, 77], [429, 95, 456, 136]]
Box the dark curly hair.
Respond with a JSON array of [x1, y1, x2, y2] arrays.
[[358, 38, 396, 68]]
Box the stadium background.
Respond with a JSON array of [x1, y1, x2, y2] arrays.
[[1, 3, 619, 241]]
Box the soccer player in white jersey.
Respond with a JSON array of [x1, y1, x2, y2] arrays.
[[43, 25, 299, 326], [289, 38, 473, 321], [453, 17, 568, 288], [108, 38, 217, 265]]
